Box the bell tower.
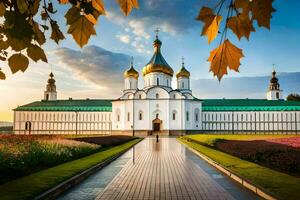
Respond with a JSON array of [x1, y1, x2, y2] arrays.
[[44, 72, 57, 101], [266, 69, 282, 100]]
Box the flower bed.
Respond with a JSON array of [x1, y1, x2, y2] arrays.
[[0, 135, 100, 184], [267, 137, 300, 148], [214, 137, 300, 175]]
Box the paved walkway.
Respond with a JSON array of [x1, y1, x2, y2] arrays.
[[96, 137, 235, 200]]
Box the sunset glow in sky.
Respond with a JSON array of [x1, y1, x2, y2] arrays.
[[0, 0, 300, 121]]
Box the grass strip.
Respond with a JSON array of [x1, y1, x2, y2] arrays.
[[178, 137, 300, 200], [0, 138, 141, 200]]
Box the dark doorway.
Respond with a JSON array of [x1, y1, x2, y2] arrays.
[[152, 117, 162, 133], [153, 123, 160, 131], [25, 121, 32, 135]]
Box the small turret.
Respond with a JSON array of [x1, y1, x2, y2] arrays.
[[176, 57, 191, 92], [266, 69, 282, 100], [124, 57, 139, 91], [44, 72, 57, 101]]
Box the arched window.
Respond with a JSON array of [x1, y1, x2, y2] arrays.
[[129, 81, 132, 89], [157, 78, 159, 85], [139, 94, 142, 99], [117, 115, 120, 122], [127, 112, 130, 121], [167, 79, 169, 86], [182, 82, 184, 88], [156, 113, 159, 118], [156, 93, 159, 99], [139, 111, 143, 120], [195, 113, 199, 122], [173, 94, 176, 99], [186, 111, 189, 121], [172, 112, 176, 120]]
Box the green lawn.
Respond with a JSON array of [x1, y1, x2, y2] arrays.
[[0, 138, 141, 200], [185, 134, 298, 146], [179, 135, 300, 200]]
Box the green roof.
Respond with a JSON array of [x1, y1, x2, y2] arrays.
[[202, 99, 300, 111], [14, 99, 112, 112]]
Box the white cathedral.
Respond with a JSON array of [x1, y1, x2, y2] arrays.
[[13, 36, 300, 136]]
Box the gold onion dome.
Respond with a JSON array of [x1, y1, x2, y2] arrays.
[[124, 58, 139, 79], [176, 58, 190, 78], [142, 36, 174, 77]]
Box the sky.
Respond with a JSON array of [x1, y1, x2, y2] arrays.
[[0, 0, 300, 122]]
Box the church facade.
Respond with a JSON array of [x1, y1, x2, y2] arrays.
[[13, 37, 300, 135]]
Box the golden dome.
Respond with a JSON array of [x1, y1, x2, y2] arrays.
[[124, 59, 139, 79], [176, 58, 190, 78], [142, 37, 174, 77]]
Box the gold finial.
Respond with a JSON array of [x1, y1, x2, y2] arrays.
[[155, 28, 160, 39]]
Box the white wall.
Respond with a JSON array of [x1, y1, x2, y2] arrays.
[[202, 111, 300, 132], [14, 111, 112, 135], [143, 72, 172, 88]]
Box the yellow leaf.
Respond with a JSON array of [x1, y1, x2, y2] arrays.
[[0, 2, 5, 17], [8, 53, 29, 74], [196, 7, 222, 44], [207, 39, 244, 81], [227, 14, 255, 40], [27, 45, 48, 63], [0, 69, 5, 80], [92, 0, 105, 14], [67, 15, 96, 47], [117, 0, 139, 16], [201, 15, 222, 44], [50, 21, 65, 44], [251, 0, 275, 29], [17, 0, 28, 14]]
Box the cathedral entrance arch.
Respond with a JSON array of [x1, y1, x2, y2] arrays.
[[152, 117, 162, 132]]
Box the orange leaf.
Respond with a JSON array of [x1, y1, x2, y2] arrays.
[[207, 39, 244, 81], [227, 14, 255, 40], [92, 0, 105, 14], [58, 0, 69, 4], [201, 15, 222, 44], [0, 69, 5, 80], [196, 7, 222, 44], [251, 0, 275, 29], [117, 0, 139, 16]]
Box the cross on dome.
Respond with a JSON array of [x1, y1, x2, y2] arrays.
[[155, 28, 160, 39]]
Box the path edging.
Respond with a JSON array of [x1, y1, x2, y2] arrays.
[[180, 140, 277, 200], [34, 139, 142, 200]]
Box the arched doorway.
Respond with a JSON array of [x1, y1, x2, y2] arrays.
[[152, 117, 162, 132], [25, 121, 32, 135]]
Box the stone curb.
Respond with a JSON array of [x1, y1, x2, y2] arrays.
[[180, 141, 278, 200], [34, 139, 142, 200]]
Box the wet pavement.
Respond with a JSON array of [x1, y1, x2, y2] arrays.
[[58, 137, 259, 200]]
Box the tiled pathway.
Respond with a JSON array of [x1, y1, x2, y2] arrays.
[[96, 138, 234, 200]]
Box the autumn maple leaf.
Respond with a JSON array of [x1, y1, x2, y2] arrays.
[[196, 7, 222, 44], [207, 39, 244, 81]]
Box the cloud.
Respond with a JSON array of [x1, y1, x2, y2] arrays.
[[106, 0, 205, 37], [116, 34, 131, 44], [53, 46, 133, 97]]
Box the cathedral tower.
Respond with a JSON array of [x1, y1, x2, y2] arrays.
[[176, 57, 191, 93], [124, 57, 139, 91], [44, 72, 57, 101], [266, 69, 282, 100]]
